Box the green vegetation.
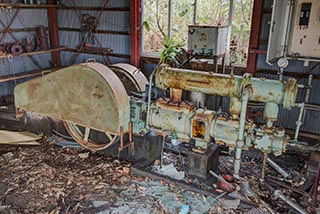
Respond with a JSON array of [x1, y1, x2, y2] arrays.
[[143, 0, 253, 65], [159, 36, 183, 66]]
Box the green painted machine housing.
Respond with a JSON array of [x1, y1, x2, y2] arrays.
[[14, 63, 131, 135], [130, 98, 287, 155]]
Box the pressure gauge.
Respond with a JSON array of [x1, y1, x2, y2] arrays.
[[277, 58, 289, 69]]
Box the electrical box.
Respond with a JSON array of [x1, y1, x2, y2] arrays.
[[267, 0, 320, 64], [188, 25, 228, 56]]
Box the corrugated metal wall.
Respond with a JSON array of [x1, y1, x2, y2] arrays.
[[58, 0, 130, 66], [0, 0, 130, 96], [0, 7, 51, 96]]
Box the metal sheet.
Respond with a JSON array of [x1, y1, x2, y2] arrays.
[[14, 62, 130, 134]]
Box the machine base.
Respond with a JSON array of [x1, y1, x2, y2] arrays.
[[186, 144, 220, 179], [102, 132, 163, 165]]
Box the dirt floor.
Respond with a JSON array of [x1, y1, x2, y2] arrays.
[[0, 138, 319, 214]]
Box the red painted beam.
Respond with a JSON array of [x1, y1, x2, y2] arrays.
[[249, 48, 267, 54], [47, 0, 61, 66], [247, 0, 264, 75], [130, 0, 141, 68]]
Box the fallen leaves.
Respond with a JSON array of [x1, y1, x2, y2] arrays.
[[0, 142, 136, 213]]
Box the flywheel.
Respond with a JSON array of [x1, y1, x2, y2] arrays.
[[15, 62, 148, 151]]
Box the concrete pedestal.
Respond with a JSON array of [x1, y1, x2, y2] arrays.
[[186, 144, 220, 179]]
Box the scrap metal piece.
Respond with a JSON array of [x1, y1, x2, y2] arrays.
[[272, 190, 307, 214], [9, 42, 24, 56], [267, 157, 291, 179]]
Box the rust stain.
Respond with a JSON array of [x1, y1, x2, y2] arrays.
[[27, 82, 41, 99], [156, 97, 194, 112], [93, 93, 103, 99], [187, 79, 210, 85]]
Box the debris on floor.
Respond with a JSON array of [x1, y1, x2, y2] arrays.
[[0, 141, 230, 214], [0, 137, 319, 213], [152, 163, 185, 180]]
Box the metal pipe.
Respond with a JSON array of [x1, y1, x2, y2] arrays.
[[156, 66, 298, 109], [272, 190, 307, 214], [267, 157, 291, 179], [120, 126, 124, 148], [261, 152, 268, 180], [128, 121, 133, 143], [279, 68, 284, 81], [146, 68, 157, 129], [141, 0, 145, 53], [226, 0, 234, 64], [302, 75, 313, 124], [311, 161, 320, 213], [193, 0, 198, 25], [294, 103, 305, 142], [168, 0, 173, 39], [233, 89, 250, 179]]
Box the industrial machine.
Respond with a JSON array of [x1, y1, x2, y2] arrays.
[[14, 62, 300, 179]]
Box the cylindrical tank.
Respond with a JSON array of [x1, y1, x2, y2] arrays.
[[156, 66, 298, 109]]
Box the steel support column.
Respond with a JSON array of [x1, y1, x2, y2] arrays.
[[247, 0, 264, 75], [130, 0, 141, 68], [47, 0, 61, 66]]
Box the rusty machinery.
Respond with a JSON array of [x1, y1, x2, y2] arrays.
[[14, 62, 301, 179]]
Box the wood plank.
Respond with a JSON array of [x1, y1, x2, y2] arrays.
[[0, 3, 130, 11], [0, 140, 39, 145], [66, 48, 130, 59], [0, 67, 62, 83], [0, 46, 68, 59], [0, 130, 41, 144], [59, 27, 130, 35]]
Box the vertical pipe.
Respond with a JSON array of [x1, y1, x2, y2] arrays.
[[120, 126, 124, 148], [226, 0, 234, 64], [146, 68, 157, 129], [141, 0, 145, 53], [294, 103, 305, 142], [311, 161, 320, 213], [118, 126, 124, 159], [168, 0, 173, 39], [193, 0, 198, 25], [279, 68, 284, 81], [47, 0, 61, 66], [261, 152, 268, 180], [129, 121, 133, 143], [233, 89, 250, 178], [302, 75, 313, 124]]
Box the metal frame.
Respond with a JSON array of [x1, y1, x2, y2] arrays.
[[47, 0, 61, 66], [130, 0, 141, 67], [247, 0, 264, 75]]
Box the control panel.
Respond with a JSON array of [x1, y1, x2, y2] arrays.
[[267, 0, 320, 64]]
